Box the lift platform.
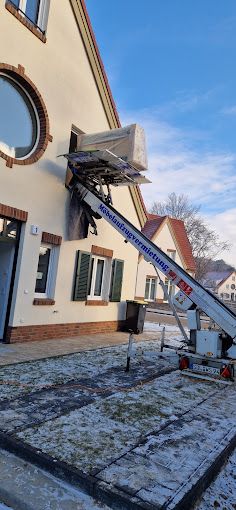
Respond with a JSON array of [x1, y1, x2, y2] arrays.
[[63, 149, 236, 382]]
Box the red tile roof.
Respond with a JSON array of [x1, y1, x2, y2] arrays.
[[142, 214, 196, 272], [142, 215, 166, 240], [169, 217, 196, 272]]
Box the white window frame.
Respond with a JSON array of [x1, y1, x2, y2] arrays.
[[0, 72, 40, 160], [144, 277, 157, 302], [13, 0, 50, 32], [167, 250, 176, 261], [87, 255, 112, 301], [164, 277, 175, 301], [34, 243, 59, 299]]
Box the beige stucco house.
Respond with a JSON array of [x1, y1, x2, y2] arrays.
[[0, 0, 147, 343], [135, 214, 196, 303], [216, 271, 236, 301], [204, 271, 236, 302]]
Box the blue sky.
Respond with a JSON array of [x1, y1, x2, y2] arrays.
[[86, 0, 236, 265]]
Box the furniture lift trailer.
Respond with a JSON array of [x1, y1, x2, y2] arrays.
[[64, 149, 236, 382]]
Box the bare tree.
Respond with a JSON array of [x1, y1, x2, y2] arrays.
[[150, 193, 230, 281]]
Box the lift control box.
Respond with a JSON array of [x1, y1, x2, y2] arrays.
[[196, 330, 222, 358]]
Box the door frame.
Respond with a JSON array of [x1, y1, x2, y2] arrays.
[[0, 221, 22, 343]]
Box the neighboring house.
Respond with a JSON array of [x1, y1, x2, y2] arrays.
[[203, 271, 236, 302], [0, 0, 147, 343], [135, 214, 196, 303]]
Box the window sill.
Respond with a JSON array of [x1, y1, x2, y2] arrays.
[[33, 298, 55, 306], [5, 2, 47, 43], [85, 300, 108, 306]]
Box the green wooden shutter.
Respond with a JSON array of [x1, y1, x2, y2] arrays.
[[73, 251, 91, 301], [110, 259, 124, 302]]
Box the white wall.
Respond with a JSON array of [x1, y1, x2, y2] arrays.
[[0, 0, 141, 327], [217, 272, 236, 301]]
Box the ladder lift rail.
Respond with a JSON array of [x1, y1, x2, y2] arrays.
[[77, 182, 236, 341]]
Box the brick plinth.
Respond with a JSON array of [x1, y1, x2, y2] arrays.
[[6, 321, 126, 343]]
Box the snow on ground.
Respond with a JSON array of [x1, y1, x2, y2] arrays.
[[195, 448, 236, 510], [0, 338, 180, 402], [16, 371, 221, 473], [143, 322, 188, 347], [1, 324, 235, 508], [144, 322, 186, 333], [0, 448, 110, 510]]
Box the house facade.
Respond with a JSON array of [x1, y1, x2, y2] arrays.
[[204, 271, 236, 302], [135, 214, 196, 303], [0, 0, 147, 343]]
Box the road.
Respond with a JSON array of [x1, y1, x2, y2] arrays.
[[146, 308, 209, 329]]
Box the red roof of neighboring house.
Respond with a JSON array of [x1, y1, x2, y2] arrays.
[[142, 214, 196, 272], [169, 217, 196, 272], [142, 215, 166, 240]]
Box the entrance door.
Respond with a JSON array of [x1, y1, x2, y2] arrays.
[[0, 241, 15, 339]]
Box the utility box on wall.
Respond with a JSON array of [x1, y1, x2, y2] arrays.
[[125, 300, 147, 334]]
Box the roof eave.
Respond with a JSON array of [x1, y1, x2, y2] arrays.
[[69, 0, 147, 227]]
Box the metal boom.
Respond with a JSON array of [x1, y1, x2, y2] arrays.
[[76, 181, 236, 341]]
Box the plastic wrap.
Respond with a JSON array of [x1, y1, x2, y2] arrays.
[[77, 124, 148, 171]]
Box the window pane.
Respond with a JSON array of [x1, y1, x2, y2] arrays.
[[169, 282, 174, 297], [88, 257, 94, 295], [35, 246, 51, 293], [25, 0, 40, 24], [69, 131, 78, 153], [0, 75, 37, 158], [0, 218, 18, 239], [145, 278, 150, 299], [150, 279, 156, 300], [94, 259, 104, 296], [11, 0, 20, 7]]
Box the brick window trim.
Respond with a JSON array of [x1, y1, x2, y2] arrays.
[[85, 300, 109, 306], [0, 203, 28, 222], [33, 298, 55, 306], [5, 2, 47, 43], [0, 63, 53, 168], [91, 245, 113, 258], [146, 275, 158, 279], [42, 232, 62, 246]]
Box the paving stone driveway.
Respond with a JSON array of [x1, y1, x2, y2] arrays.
[[0, 343, 235, 510]]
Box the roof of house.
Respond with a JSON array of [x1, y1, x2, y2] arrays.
[[80, 0, 120, 128], [202, 271, 236, 289], [142, 214, 196, 272], [142, 215, 166, 240], [70, 1, 147, 227]]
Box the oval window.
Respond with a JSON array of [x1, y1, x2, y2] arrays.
[[0, 74, 38, 159]]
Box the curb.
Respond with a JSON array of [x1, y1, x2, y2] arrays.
[[0, 432, 154, 510], [166, 427, 236, 510], [0, 426, 235, 510]]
